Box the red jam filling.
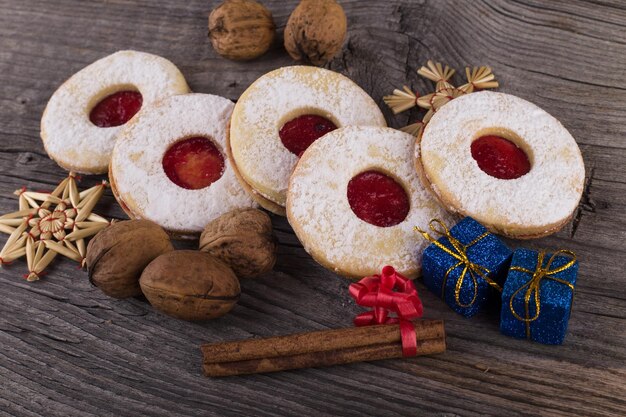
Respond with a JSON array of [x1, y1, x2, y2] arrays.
[[279, 114, 337, 156], [162, 137, 225, 190], [89, 90, 143, 127], [347, 170, 410, 227], [471, 135, 531, 180]]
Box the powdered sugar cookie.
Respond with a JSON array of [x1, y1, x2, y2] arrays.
[[417, 91, 585, 239], [110, 94, 256, 238], [41, 50, 190, 174], [229, 66, 386, 213], [287, 126, 454, 279]]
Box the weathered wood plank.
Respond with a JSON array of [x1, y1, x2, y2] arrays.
[[0, 0, 625, 416]]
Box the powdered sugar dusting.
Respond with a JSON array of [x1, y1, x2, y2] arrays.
[[111, 93, 256, 234], [420, 91, 585, 232], [230, 66, 387, 207], [41, 50, 190, 173], [287, 126, 454, 279]]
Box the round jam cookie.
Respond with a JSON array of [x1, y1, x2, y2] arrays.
[[41, 50, 190, 174], [229, 66, 386, 213], [417, 91, 585, 239], [287, 126, 454, 279], [110, 94, 256, 238]]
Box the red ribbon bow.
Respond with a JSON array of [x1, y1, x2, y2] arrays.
[[349, 265, 424, 357]]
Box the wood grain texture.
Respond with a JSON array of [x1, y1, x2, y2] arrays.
[[0, 0, 625, 416]]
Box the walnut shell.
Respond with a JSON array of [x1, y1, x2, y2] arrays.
[[139, 251, 240, 321], [199, 208, 277, 279], [86, 220, 173, 299], [284, 0, 347, 66], [208, 0, 276, 61]]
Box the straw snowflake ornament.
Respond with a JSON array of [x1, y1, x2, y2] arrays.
[[383, 60, 499, 138], [0, 173, 110, 281]]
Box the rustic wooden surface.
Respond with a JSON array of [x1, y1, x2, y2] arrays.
[[0, 0, 625, 416]]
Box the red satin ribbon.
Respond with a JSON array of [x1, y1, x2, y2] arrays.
[[349, 265, 424, 357]]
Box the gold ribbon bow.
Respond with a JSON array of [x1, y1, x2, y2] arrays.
[[415, 219, 502, 308], [508, 250, 577, 339]]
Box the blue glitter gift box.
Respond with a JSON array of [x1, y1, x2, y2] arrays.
[[500, 248, 578, 345], [417, 217, 512, 317]]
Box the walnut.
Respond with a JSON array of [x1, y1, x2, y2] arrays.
[[139, 251, 240, 321], [208, 0, 276, 61], [199, 208, 277, 279], [86, 220, 173, 299], [284, 0, 347, 66]]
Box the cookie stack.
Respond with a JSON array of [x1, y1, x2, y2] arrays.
[[41, 52, 584, 282], [228, 65, 386, 215], [41, 51, 256, 238]]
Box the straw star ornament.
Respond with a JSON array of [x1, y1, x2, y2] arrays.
[[0, 173, 110, 281], [383, 60, 499, 138]]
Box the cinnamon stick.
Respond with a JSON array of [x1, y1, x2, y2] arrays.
[[201, 319, 445, 377]]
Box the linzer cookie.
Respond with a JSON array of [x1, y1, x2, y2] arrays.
[[41, 50, 190, 174], [416, 91, 585, 239], [228, 66, 386, 215], [110, 93, 256, 238], [286, 126, 454, 279]]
